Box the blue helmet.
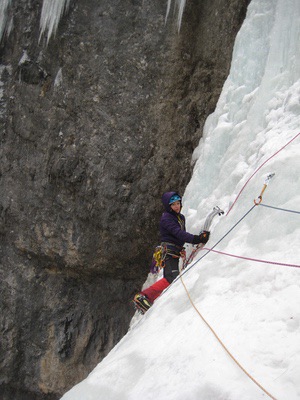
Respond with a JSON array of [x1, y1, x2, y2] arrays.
[[169, 194, 181, 205]]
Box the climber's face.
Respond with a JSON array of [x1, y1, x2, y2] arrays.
[[170, 201, 181, 214]]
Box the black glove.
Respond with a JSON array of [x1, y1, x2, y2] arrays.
[[192, 231, 210, 245]]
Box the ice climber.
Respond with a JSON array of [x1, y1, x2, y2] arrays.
[[133, 191, 210, 313]]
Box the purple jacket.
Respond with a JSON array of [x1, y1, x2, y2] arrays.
[[160, 191, 195, 248]]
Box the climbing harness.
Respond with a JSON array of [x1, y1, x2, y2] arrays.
[[152, 245, 167, 269], [152, 242, 185, 270]]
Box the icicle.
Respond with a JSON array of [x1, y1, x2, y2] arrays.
[[39, 0, 71, 44], [165, 0, 186, 32], [165, 0, 172, 23], [177, 0, 186, 30], [54, 67, 63, 88], [0, 0, 13, 43]]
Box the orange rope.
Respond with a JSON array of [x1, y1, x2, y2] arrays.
[[180, 272, 278, 400]]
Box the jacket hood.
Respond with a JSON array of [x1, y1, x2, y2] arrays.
[[161, 191, 182, 212]]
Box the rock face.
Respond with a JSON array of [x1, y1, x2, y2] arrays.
[[0, 0, 250, 399]]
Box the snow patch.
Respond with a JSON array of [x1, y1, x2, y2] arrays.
[[54, 68, 63, 87]]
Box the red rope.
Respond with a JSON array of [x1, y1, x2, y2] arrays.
[[203, 247, 300, 269], [227, 132, 300, 216]]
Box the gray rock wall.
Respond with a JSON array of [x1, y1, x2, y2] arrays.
[[0, 0, 250, 398]]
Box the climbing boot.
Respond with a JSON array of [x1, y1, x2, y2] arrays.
[[133, 293, 152, 314]]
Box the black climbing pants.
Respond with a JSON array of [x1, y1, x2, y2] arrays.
[[163, 256, 180, 283]]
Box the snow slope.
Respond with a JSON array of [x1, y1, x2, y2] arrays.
[[61, 0, 300, 399]]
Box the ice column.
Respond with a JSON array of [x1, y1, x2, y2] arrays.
[[0, 0, 13, 42], [165, 0, 186, 31], [39, 0, 71, 43]]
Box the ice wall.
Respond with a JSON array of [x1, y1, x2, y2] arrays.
[[184, 0, 300, 226]]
